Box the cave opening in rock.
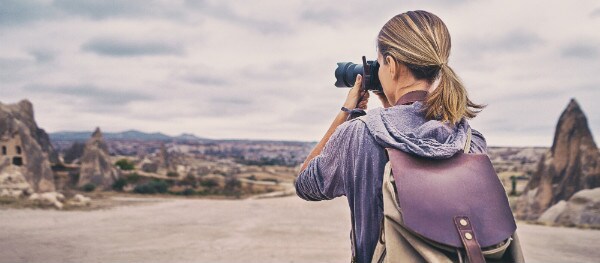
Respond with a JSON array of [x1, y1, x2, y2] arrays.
[[12, 157, 23, 166]]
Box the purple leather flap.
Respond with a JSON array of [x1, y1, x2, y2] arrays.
[[387, 148, 516, 248]]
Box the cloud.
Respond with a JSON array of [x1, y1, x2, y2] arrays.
[[183, 0, 293, 34], [240, 61, 308, 81], [53, 0, 148, 19], [487, 84, 596, 104], [1, 0, 291, 34], [1, 0, 185, 28], [22, 84, 154, 106], [300, 8, 343, 25], [171, 66, 231, 87], [205, 97, 256, 116], [28, 49, 56, 63], [590, 7, 600, 18], [464, 30, 544, 54], [52, 0, 185, 20], [0, 0, 55, 26], [183, 74, 229, 86], [82, 37, 184, 57], [494, 30, 544, 51], [0, 56, 36, 83], [561, 43, 598, 59]]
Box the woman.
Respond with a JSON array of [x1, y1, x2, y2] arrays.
[[295, 10, 524, 263]]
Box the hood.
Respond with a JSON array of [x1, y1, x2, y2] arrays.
[[361, 101, 472, 159]]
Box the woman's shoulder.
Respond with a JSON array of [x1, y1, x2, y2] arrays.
[[334, 116, 370, 136], [325, 116, 377, 147]]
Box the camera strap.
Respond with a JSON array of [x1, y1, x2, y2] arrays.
[[395, 90, 428, 106], [341, 106, 366, 120]]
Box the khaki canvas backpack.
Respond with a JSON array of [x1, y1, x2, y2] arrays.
[[354, 127, 525, 263]]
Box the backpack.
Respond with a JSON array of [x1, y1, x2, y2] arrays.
[[352, 127, 524, 263]]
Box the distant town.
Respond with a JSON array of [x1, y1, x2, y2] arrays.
[[50, 130, 316, 167]]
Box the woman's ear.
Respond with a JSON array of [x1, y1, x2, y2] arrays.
[[386, 56, 398, 80]]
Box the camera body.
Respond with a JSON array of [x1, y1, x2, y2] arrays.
[[334, 56, 382, 92]]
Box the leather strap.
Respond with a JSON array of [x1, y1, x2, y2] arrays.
[[350, 224, 357, 262], [394, 90, 428, 105], [463, 127, 472, 153], [454, 216, 486, 263]]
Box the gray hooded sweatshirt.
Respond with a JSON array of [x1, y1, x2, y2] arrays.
[[295, 90, 488, 263]]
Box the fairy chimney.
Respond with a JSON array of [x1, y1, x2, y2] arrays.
[[515, 99, 600, 220], [77, 127, 119, 190]]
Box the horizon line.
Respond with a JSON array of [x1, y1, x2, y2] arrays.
[[48, 128, 556, 148]]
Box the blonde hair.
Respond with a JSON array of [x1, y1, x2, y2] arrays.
[[377, 10, 485, 125]]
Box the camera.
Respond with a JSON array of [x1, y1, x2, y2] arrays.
[[334, 56, 382, 92]]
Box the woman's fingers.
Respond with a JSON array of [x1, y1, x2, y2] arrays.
[[343, 74, 363, 109], [354, 74, 362, 89], [357, 90, 369, 109]]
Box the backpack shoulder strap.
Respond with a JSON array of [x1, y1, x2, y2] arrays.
[[463, 127, 472, 153]]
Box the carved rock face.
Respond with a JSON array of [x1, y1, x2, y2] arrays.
[[515, 99, 600, 220], [0, 100, 56, 192]]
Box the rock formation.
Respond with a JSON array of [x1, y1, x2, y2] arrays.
[[28, 191, 65, 209], [77, 127, 119, 190], [0, 99, 56, 192], [66, 194, 92, 207], [157, 143, 174, 171], [515, 99, 600, 220], [0, 164, 31, 197], [538, 188, 600, 226], [141, 157, 159, 173], [63, 141, 85, 164]]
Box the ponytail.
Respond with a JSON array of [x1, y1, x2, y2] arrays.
[[424, 65, 485, 126]]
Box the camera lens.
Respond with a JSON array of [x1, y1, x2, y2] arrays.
[[334, 59, 382, 92], [334, 62, 364, 88]]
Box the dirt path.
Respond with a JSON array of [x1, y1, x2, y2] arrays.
[[1, 196, 598, 263]]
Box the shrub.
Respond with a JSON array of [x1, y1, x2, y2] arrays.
[[0, 196, 18, 205], [224, 176, 242, 195], [182, 174, 198, 187], [115, 159, 135, 170], [167, 171, 179, 177], [133, 184, 154, 194], [133, 180, 169, 194], [126, 173, 141, 183], [153, 181, 169, 193], [199, 178, 218, 188], [69, 173, 80, 186], [182, 188, 196, 196], [82, 183, 96, 192], [112, 178, 127, 191]]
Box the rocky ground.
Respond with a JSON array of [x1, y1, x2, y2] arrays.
[[1, 195, 599, 263]]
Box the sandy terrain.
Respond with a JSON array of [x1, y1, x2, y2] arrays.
[[1, 196, 599, 263]]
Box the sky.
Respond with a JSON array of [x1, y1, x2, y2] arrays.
[[0, 0, 598, 147]]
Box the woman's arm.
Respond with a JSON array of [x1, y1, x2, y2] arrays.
[[299, 75, 369, 172], [299, 111, 350, 172], [294, 74, 391, 201]]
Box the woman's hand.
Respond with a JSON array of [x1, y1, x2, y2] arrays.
[[373, 90, 392, 108], [343, 74, 370, 109]]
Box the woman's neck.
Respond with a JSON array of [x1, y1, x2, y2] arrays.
[[388, 80, 431, 105]]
